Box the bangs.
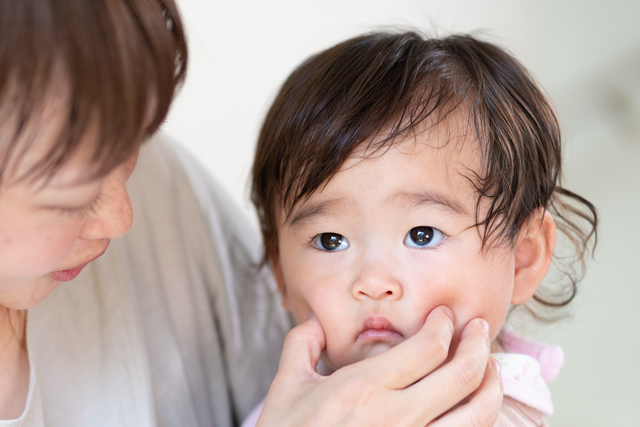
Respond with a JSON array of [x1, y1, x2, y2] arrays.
[[0, 0, 187, 183], [267, 35, 466, 210], [252, 32, 472, 257]]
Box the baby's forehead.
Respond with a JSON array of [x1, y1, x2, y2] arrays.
[[282, 131, 483, 223], [346, 119, 483, 179], [275, 112, 486, 227]]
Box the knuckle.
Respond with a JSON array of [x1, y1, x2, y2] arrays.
[[469, 404, 497, 427], [423, 325, 453, 362], [424, 335, 448, 362], [334, 375, 372, 406], [282, 325, 322, 357], [341, 378, 365, 399], [342, 365, 373, 390], [283, 327, 304, 345], [454, 357, 484, 392]]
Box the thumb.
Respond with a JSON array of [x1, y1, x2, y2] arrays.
[[276, 314, 326, 381], [258, 315, 327, 426]]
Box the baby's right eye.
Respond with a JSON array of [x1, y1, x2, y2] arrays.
[[312, 233, 350, 251], [403, 226, 445, 249]]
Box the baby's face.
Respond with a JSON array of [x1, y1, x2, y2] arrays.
[[273, 130, 518, 372]]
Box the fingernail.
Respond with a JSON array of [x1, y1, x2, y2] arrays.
[[440, 305, 455, 321], [477, 318, 490, 336], [490, 357, 501, 374], [491, 358, 504, 391], [427, 305, 454, 322]]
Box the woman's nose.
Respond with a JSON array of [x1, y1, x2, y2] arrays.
[[351, 260, 403, 301], [79, 168, 134, 240]]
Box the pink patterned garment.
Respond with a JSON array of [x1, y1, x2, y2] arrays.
[[492, 329, 564, 426]]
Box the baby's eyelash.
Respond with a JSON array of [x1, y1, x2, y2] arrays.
[[58, 194, 104, 217]]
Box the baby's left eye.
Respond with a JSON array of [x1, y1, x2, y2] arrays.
[[404, 226, 445, 249], [312, 233, 350, 252]]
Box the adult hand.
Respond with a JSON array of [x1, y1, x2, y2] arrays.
[[256, 306, 502, 427]]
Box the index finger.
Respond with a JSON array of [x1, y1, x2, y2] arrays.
[[428, 358, 503, 427], [361, 305, 455, 389], [399, 317, 492, 423]]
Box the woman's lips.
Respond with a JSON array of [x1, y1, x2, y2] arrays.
[[48, 264, 89, 282], [48, 243, 110, 282], [356, 315, 403, 341]]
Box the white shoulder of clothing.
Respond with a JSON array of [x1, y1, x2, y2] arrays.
[[2, 135, 291, 427], [0, 366, 42, 427]]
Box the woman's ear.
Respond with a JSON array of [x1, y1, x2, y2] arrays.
[[512, 208, 557, 305], [269, 249, 291, 311]]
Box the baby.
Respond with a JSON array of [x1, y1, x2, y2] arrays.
[[246, 31, 597, 426]]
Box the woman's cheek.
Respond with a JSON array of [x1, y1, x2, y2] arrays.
[[34, 218, 85, 269]]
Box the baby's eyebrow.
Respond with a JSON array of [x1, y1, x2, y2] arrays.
[[388, 191, 470, 216], [288, 198, 346, 227]]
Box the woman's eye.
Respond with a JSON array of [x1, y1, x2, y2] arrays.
[[312, 233, 350, 252], [55, 194, 103, 218], [404, 226, 445, 249]]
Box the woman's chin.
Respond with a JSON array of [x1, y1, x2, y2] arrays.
[[2, 276, 63, 310]]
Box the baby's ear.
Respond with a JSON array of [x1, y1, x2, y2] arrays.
[[269, 249, 291, 311], [512, 208, 557, 305]]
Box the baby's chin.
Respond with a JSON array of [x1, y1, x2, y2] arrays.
[[320, 341, 397, 372]]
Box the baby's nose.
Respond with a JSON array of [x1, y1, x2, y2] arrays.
[[351, 268, 403, 301]]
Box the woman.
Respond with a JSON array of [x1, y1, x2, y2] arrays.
[[0, 0, 502, 425]]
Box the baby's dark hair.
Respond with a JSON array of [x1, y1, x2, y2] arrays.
[[251, 31, 597, 318]]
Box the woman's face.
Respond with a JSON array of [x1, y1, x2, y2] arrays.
[[0, 112, 139, 310]]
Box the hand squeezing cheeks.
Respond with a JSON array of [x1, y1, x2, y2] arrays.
[[257, 307, 503, 427]]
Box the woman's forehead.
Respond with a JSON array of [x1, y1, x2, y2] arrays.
[[0, 102, 103, 190], [0, 54, 153, 190]]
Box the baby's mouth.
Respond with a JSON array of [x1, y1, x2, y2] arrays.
[[356, 315, 403, 341]]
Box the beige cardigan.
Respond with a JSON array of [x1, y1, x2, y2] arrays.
[[4, 135, 290, 427]]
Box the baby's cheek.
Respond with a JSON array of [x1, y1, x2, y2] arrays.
[[286, 296, 313, 324], [448, 300, 511, 355]]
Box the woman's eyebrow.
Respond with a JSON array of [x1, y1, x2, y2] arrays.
[[387, 191, 470, 216], [288, 198, 347, 227]]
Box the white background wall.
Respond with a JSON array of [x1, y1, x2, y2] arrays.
[[162, 1, 640, 425]]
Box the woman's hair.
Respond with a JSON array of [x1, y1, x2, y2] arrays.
[[251, 31, 597, 318], [0, 0, 188, 184]]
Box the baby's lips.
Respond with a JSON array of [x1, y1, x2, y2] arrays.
[[358, 315, 403, 337], [356, 328, 403, 341], [364, 315, 392, 329]]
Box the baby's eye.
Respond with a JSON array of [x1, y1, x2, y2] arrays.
[[312, 233, 350, 252], [404, 226, 445, 249]]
